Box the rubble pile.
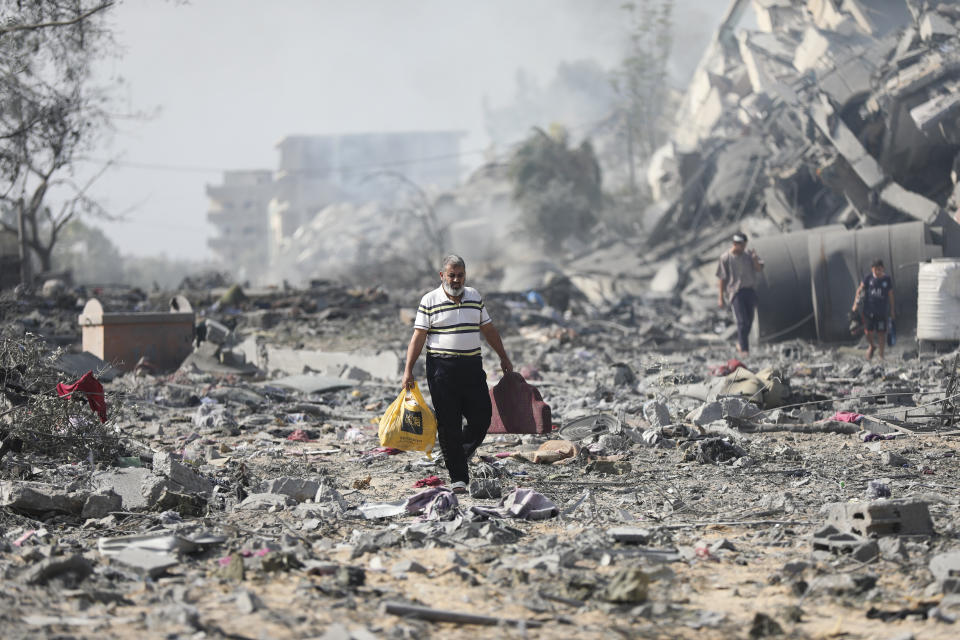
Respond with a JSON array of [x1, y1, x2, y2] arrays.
[[1, 280, 960, 638], [653, 0, 960, 242]]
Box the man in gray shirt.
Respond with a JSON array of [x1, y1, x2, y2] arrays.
[[717, 232, 764, 357]]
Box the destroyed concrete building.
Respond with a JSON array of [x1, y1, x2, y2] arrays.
[[204, 131, 465, 285], [206, 170, 274, 278], [647, 0, 960, 344]]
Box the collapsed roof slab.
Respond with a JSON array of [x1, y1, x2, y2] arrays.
[[810, 97, 886, 190], [738, 31, 802, 102], [880, 182, 941, 224], [753, 0, 804, 33], [920, 12, 958, 41]]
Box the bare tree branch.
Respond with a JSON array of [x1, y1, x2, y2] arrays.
[[0, 1, 114, 35]]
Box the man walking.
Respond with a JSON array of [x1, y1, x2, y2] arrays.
[[717, 232, 764, 357], [402, 255, 512, 493], [852, 259, 895, 360]]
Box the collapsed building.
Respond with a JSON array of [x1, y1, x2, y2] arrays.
[[646, 0, 960, 343]]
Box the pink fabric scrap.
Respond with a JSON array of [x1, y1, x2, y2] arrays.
[[13, 530, 36, 546], [286, 429, 314, 442], [829, 411, 864, 424]]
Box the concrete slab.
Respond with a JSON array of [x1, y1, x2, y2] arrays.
[[258, 477, 321, 503], [261, 374, 356, 394], [91, 467, 170, 511], [54, 352, 122, 382], [152, 451, 214, 495], [824, 499, 934, 537]]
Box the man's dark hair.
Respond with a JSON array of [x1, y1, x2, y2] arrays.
[[872, 259, 884, 268]]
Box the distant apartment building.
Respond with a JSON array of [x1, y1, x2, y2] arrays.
[[269, 131, 464, 247], [206, 132, 463, 281], [206, 170, 273, 277]]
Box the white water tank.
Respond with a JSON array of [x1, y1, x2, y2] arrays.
[[917, 259, 960, 341]]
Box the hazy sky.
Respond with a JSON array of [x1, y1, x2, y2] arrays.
[[83, 0, 723, 260]]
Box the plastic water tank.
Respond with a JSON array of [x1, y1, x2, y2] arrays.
[[917, 259, 960, 341]]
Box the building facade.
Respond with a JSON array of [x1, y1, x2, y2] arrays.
[[206, 170, 274, 279]]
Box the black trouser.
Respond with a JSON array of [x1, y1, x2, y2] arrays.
[[425, 355, 491, 484], [731, 288, 758, 353]]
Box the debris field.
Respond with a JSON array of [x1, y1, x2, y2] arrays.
[[1, 280, 960, 640]]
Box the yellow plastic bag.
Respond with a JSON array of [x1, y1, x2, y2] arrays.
[[378, 382, 437, 458]]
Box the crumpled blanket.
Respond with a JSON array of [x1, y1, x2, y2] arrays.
[[470, 488, 558, 521]]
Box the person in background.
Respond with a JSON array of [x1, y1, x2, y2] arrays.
[[852, 259, 895, 360], [717, 232, 764, 357]]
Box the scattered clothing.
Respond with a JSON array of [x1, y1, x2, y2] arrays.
[[709, 359, 745, 376], [286, 429, 314, 442], [412, 475, 443, 488], [829, 411, 864, 424], [56, 371, 107, 423]]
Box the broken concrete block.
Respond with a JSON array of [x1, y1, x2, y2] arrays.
[[930, 551, 960, 594], [687, 401, 722, 426], [91, 467, 170, 511], [880, 451, 909, 467], [720, 396, 762, 420], [0, 481, 85, 515], [152, 451, 214, 494], [852, 540, 880, 563], [608, 527, 652, 544], [824, 499, 934, 537], [81, 490, 122, 519], [812, 524, 864, 554], [257, 477, 321, 503], [642, 400, 672, 427], [878, 536, 908, 562], [236, 493, 295, 511], [108, 549, 179, 579], [153, 487, 207, 517]]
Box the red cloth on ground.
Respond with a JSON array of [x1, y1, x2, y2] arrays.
[[56, 371, 107, 423], [412, 475, 443, 488], [286, 429, 314, 442], [709, 359, 745, 376]]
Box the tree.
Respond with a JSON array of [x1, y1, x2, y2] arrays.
[[0, 1, 116, 281], [508, 126, 602, 250], [611, 0, 674, 199]]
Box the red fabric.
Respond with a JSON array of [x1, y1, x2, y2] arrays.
[[488, 372, 551, 435], [709, 359, 745, 376], [56, 371, 107, 423], [286, 429, 314, 442], [412, 475, 443, 488]]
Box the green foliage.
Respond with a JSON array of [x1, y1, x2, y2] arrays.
[[508, 126, 602, 249]]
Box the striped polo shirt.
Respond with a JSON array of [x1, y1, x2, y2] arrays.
[[414, 286, 491, 357]]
